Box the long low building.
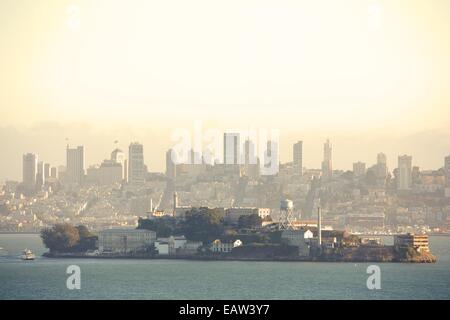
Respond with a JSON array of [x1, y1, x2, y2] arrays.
[[394, 233, 429, 253], [98, 228, 156, 254]]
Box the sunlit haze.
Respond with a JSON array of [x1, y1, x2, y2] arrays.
[[1, 0, 450, 181]]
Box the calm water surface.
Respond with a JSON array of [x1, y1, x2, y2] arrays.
[[1, 234, 450, 299]]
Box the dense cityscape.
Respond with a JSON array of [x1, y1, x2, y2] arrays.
[[1, 133, 450, 241]]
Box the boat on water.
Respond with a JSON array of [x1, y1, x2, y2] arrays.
[[21, 249, 35, 260]]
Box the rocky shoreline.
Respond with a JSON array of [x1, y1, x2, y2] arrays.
[[43, 244, 437, 263]]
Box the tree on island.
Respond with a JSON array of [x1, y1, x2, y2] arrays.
[[41, 224, 97, 253], [137, 216, 177, 237], [238, 214, 262, 229], [73, 225, 98, 252], [182, 207, 224, 243], [41, 224, 80, 253]]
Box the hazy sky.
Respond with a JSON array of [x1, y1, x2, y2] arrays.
[[1, 0, 450, 181]]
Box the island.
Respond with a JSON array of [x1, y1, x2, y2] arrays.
[[41, 206, 436, 263]]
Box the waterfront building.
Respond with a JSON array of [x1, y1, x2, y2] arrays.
[[154, 240, 170, 255], [154, 236, 188, 255], [210, 239, 243, 253], [394, 233, 429, 253], [281, 229, 314, 246], [98, 228, 156, 254], [128, 142, 145, 184]]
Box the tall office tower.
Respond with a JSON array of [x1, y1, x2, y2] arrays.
[[166, 149, 177, 179], [188, 148, 202, 164], [22, 153, 37, 187], [445, 155, 450, 187], [223, 132, 240, 165], [128, 142, 145, 184], [242, 139, 259, 178], [376, 152, 388, 186], [321, 139, 333, 181], [265, 139, 279, 167], [66, 145, 85, 184], [44, 163, 50, 181], [353, 162, 366, 178], [36, 161, 45, 186], [244, 139, 257, 165], [111, 148, 125, 164], [293, 141, 303, 176], [50, 166, 58, 179], [111, 148, 125, 180], [123, 159, 128, 183], [376, 153, 387, 176], [397, 155, 412, 190]]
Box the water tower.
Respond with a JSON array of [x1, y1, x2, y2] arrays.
[[279, 199, 294, 230]]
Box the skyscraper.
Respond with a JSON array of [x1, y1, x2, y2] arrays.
[[293, 141, 303, 176], [321, 139, 332, 181], [66, 145, 85, 184], [353, 162, 366, 178], [244, 139, 257, 165], [128, 142, 145, 184], [263, 139, 279, 175], [50, 166, 58, 179], [111, 148, 125, 180], [445, 155, 450, 187], [44, 163, 50, 181], [242, 139, 260, 178], [22, 153, 37, 188], [397, 155, 412, 190], [36, 161, 45, 186], [166, 148, 176, 180], [375, 152, 388, 186], [223, 132, 240, 165]]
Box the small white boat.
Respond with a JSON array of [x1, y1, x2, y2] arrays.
[[21, 249, 35, 260]]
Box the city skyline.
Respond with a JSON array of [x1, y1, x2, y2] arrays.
[[14, 135, 450, 186]]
